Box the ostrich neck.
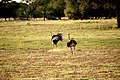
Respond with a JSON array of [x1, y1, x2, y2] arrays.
[[50, 32, 52, 37], [68, 35, 71, 40]]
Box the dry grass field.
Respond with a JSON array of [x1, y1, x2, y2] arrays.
[[0, 19, 120, 80]]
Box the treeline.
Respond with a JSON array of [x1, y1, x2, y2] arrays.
[[0, 0, 117, 20]]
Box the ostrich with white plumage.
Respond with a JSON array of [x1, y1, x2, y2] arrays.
[[50, 32, 63, 48]]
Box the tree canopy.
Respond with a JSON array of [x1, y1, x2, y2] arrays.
[[0, 0, 118, 20]]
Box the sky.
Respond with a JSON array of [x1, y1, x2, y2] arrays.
[[0, 0, 22, 2], [12, 0, 21, 2]]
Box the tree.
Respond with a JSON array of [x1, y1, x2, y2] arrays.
[[64, 0, 80, 19], [16, 3, 29, 20], [36, 0, 50, 21], [7, 1, 19, 20], [32, 6, 43, 18], [77, 0, 91, 19], [116, 0, 120, 28], [0, 0, 118, 20], [47, 0, 65, 20], [21, 0, 37, 20], [0, 0, 12, 20]]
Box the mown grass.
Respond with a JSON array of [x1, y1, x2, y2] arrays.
[[0, 19, 119, 50], [0, 19, 120, 80]]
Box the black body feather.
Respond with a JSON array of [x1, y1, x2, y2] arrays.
[[67, 34, 77, 53], [67, 40, 77, 47], [51, 33, 63, 46]]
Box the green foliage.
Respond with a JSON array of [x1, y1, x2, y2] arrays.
[[64, 0, 80, 19], [0, 0, 118, 20], [47, 0, 65, 20], [16, 3, 29, 20], [116, 0, 120, 28], [32, 7, 43, 18]]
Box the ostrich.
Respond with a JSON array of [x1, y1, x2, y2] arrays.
[[50, 32, 63, 47], [67, 34, 77, 54]]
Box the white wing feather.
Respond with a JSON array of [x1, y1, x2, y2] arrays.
[[52, 36, 59, 40]]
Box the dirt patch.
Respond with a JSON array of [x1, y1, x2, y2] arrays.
[[0, 48, 120, 79], [47, 48, 68, 52]]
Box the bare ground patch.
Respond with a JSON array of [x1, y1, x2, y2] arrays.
[[0, 48, 120, 80]]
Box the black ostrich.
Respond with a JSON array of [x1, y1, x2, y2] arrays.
[[50, 32, 63, 47], [67, 34, 77, 53]]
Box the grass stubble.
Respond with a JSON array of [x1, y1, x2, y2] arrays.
[[0, 19, 120, 80]]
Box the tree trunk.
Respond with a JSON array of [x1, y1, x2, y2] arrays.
[[116, 0, 120, 28], [43, 12, 45, 21]]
